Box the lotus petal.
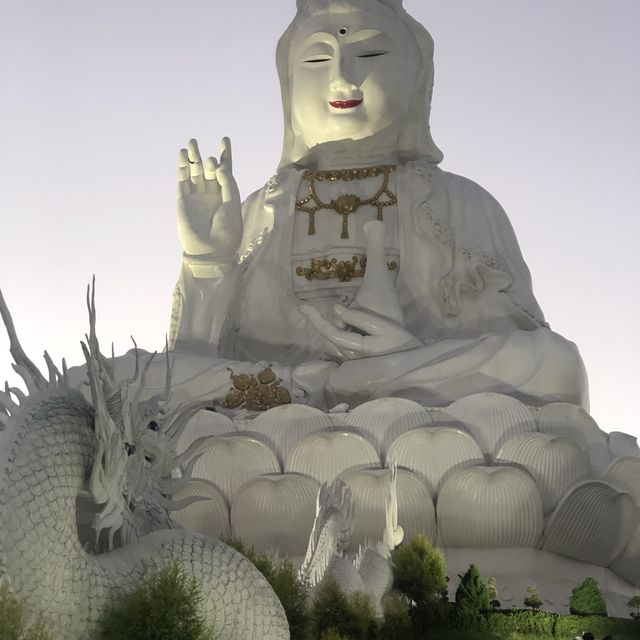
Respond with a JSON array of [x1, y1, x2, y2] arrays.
[[249, 404, 333, 463], [192, 436, 280, 504], [285, 431, 380, 484], [386, 427, 483, 496], [437, 466, 543, 547], [342, 467, 436, 552], [608, 432, 640, 461], [605, 457, 640, 505], [610, 521, 640, 587], [445, 393, 535, 456], [176, 410, 236, 455], [170, 480, 230, 538], [541, 480, 637, 566], [535, 403, 610, 475], [342, 398, 432, 457], [495, 433, 589, 513], [230, 473, 320, 556]]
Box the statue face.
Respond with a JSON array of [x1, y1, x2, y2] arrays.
[[289, 8, 419, 149]]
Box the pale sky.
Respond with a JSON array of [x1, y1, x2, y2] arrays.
[[1, 1, 638, 438]]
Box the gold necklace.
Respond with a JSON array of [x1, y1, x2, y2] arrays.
[[296, 165, 397, 239]]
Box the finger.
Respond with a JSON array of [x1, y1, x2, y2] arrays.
[[300, 305, 365, 352], [177, 148, 191, 196], [333, 304, 390, 336], [219, 137, 232, 173], [187, 139, 205, 190], [204, 156, 219, 181]]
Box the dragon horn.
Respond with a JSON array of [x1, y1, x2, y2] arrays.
[[0, 289, 47, 390]]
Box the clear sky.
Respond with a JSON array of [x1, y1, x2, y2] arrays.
[[1, 1, 638, 438]]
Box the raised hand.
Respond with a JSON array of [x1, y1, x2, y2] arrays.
[[177, 137, 242, 258]]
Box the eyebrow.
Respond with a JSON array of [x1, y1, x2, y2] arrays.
[[346, 29, 385, 44]]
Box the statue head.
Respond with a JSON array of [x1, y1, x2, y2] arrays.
[[277, 0, 443, 167]]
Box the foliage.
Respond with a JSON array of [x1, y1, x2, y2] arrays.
[[569, 577, 608, 617], [627, 594, 640, 618], [555, 613, 635, 639], [391, 535, 448, 605], [523, 585, 543, 610], [0, 584, 55, 640], [98, 564, 212, 640], [454, 564, 490, 613], [480, 610, 555, 636], [222, 537, 310, 640], [379, 595, 413, 640], [311, 575, 379, 640]]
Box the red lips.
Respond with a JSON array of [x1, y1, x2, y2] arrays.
[[329, 99, 363, 109]]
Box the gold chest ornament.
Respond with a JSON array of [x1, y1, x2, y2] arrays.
[[296, 165, 397, 239]]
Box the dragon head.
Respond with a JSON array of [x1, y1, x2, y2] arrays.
[[82, 281, 211, 551]]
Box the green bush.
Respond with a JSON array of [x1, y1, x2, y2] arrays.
[[454, 564, 490, 612], [479, 610, 556, 636], [392, 535, 448, 605], [569, 577, 608, 616], [222, 538, 309, 640], [379, 595, 413, 640], [555, 614, 635, 639], [523, 585, 543, 610], [99, 564, 213, 640], [311, 575, 379, 640], [0, 584, 55, 640]]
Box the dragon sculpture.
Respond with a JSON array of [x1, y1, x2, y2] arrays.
[[0, 283, 289, 640], [299, 464, 405, 613]]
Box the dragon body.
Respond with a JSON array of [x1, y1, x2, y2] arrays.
[[0, 288, 289, 640]]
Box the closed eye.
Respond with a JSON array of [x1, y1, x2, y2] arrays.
[[358, 51, 388, 58], [304, 57, 333, 64]]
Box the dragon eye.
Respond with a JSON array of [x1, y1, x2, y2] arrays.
[[147, 421, 160, 432]]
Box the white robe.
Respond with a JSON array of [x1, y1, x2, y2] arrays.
[[163, 160, 587, 410]]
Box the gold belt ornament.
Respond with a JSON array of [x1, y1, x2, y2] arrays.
[[218, 367, 291, 412], [296, 255, 398, 282], [296, 165, 397, 239]]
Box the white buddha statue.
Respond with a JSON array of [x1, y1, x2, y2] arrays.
[[151, 0, 587, 411]]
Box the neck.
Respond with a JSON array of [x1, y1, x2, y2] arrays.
[[301, 127, 401, 170]]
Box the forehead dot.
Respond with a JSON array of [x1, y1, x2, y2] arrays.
[[338, 27, 348, 35]]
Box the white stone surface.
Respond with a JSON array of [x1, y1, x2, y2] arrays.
[[231, 473, 320, 556], [341, 467, 435, 552], [437, 466, 544, 548], [386, 427, 483, 496], [285, 430, 380, 484], [541, 480, 637, 566], [192, 436, 281, 504], [446, 393, 537, 456], [495, 433, 589, 514], [170, 480, 230, 539]]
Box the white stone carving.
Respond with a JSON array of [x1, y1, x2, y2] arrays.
[[231, 473, 320, 557], [192, 436, 281, 504], [495, 433, 589, 514], [541, 480, 637, 566], [386, 427, 483, 496], [437, 466, 544, 548], [285, 431, 380, 484], [446, 393, 537, 456]]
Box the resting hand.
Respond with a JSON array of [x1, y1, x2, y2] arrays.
[[299, 304, 421, 361], [177, 137, 242, 259]]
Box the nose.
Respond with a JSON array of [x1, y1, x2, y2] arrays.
[[330, 56, 359, 94]]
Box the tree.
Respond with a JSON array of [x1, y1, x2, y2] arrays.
[[311, 576, 379, 640], [627, 594, 640, 619], [569, 577, 608, 617], [523, 585, 543, 610], [487, 576, 501, 610], [99, 564, 212, 640], [454, 565, 490, 613], [392, 535, 448, 605]]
